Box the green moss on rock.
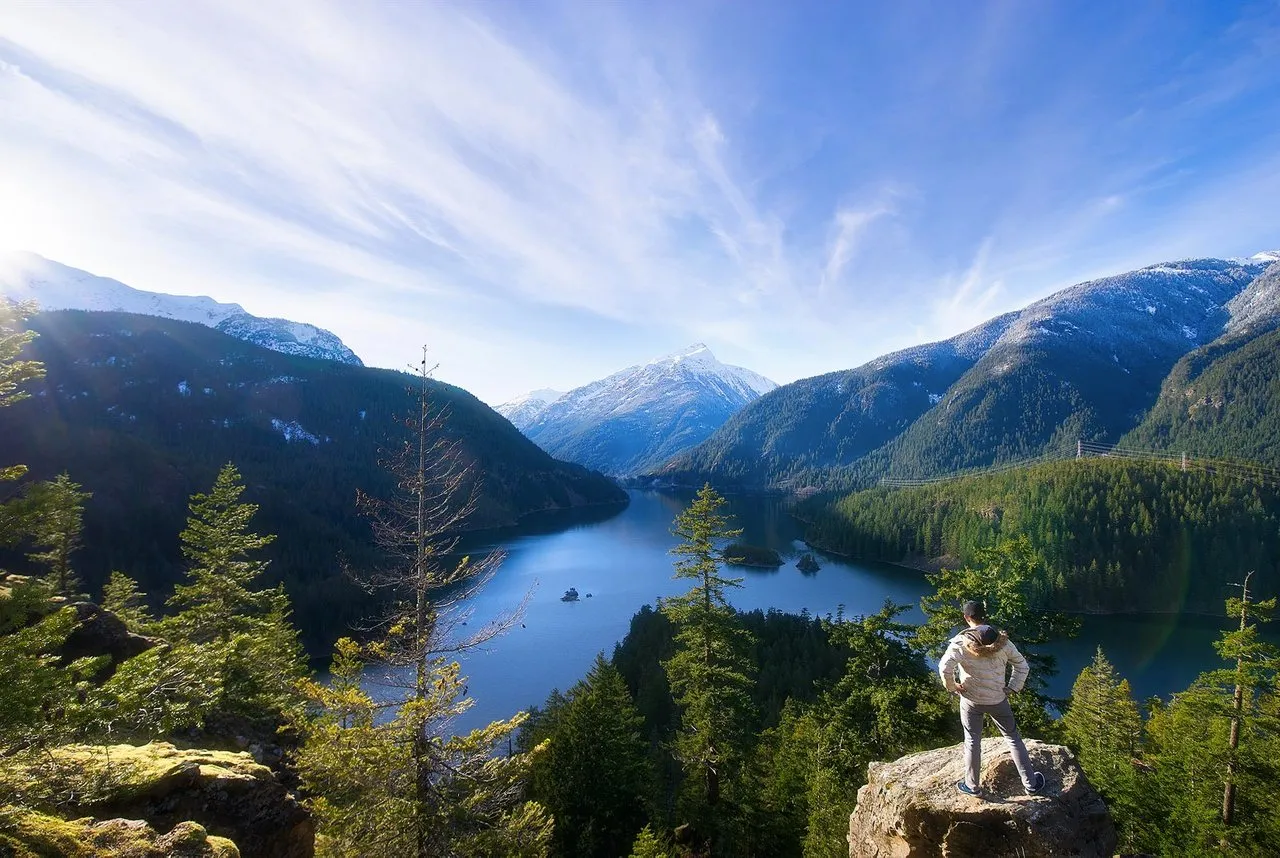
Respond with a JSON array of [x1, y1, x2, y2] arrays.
[[0, 809, 240, 857], [0, 743, 309, 858]]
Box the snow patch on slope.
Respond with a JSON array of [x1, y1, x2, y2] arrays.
[[0, 252, 363, 365], [271, 418, 321, 445]]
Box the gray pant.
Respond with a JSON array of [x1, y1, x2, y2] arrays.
[[960, 697, 1035, 790]]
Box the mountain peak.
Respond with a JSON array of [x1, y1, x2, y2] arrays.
[[494, 388, 565, 428], [652, 343, 717, 365], [511, 345, 776, 475], [1251, 251, 1280, 263]]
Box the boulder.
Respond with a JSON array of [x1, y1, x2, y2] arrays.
[[848, 739, 1116, 858], [58, 602, 157, 678], [0, 810, 240, 857], [0, 743, 312, 858]]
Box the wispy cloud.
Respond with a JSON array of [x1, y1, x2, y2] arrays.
[[820, 198, 896, 294], [0, 0, 1277, 401], [0, 2, 795, 356], [930, 238, 1004, 334]]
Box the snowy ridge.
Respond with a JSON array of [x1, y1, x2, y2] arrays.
[[1225, 259, 1280, 336], [0, 252, 363, 366], [663, 251, 1280, 486], [649, 343, 776, 396], [495, 388, 565, 429], [518, 344, 777, 475]]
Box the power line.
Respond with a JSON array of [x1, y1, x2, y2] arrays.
[[880, 441, 1280, 489]]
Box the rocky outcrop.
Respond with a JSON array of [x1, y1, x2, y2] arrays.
[[848, 739, 1116, 858], [58, 603, 157, 679], [0, 811, 240, 857], [1, 743, 313, 858]]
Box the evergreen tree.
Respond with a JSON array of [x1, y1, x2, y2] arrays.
[[1144, 580, 1280, 857], [0, 580, 81, 754], [163, 463, 304, 722], [1217, 573, 1278, 832], [0, 300, 42, 486], [0, 300, 42, 541], [296, 351, 550, 857], [0, 304, 85, 754], [1063, 648, 1144, 851], [526, 655, 654, 858], [100, 571, 154, 632], [19, 474, 91, 598], [660, 484, 757, 852], [167, 463, 277, 642], [628, 825, 673, 858]]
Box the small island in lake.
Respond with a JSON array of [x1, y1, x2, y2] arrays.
[[561, 587, 580, 602], [723, 542, 784, 568], [796, 552, 820, 573]]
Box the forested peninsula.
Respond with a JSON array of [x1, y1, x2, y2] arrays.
[[801, 458, 1280, 615]]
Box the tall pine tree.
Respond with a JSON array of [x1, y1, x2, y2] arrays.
[[660, 484, 757, 853], [20, 474, 91, 598], [296, 350, 550, 858], [1063, 648, 1145, 851], [525, 655, 654, 858], [1145, 581, 1280, 857], [163, 463, 304, 723]]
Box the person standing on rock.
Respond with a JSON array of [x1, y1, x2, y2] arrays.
[[938, 599, 1045, 797]]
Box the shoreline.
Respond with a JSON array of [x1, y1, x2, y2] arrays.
[[800, 537, 1233, 622]]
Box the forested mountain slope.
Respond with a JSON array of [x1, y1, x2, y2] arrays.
[[876, 258, 1274, 478], [1123, 263, 1280, 464], [0, 310, 625, 651], [660, 255, 1277, 489], [658, 316, 1015, 488], [801, 458, 1280, 615]]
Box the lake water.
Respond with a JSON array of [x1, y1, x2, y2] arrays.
[[362, 489, 1250, 733]]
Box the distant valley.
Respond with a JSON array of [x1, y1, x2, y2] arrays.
[[0, 309, 625, 652]]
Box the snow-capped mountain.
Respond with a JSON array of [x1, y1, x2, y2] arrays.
[[519, 344, 777, 476], [1225, 254, 1280, 337], [495, 388, 565, 430], [665, 252, 1280, 486], [0, 252, 362, 366]]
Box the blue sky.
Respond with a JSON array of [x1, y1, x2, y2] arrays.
[[1, 1, 1278, 403]]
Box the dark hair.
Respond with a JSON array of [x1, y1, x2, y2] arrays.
[[962, 600, 986, 621]]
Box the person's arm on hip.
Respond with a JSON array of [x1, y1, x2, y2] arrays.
[[1005, 641, 1029, 694], [939, 642, 963, 693]]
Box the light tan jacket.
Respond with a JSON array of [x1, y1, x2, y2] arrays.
[[938, 629, 1029, 706]]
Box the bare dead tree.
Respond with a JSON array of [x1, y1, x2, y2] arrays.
[[347, 347, 535, 857]]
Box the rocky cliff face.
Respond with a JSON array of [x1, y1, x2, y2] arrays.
[[847, 739, 1116, 858], [0, 743, 314, 858]]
